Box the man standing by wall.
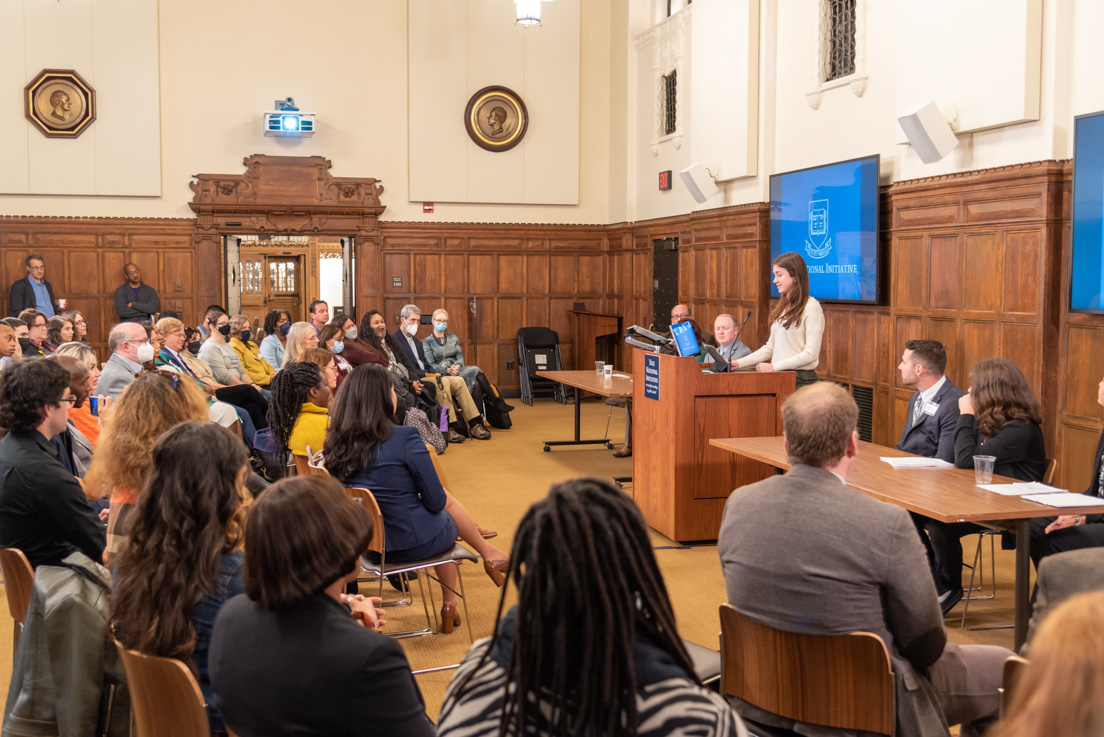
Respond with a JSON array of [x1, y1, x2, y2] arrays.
[[114, 263, 160, 323], [9, 254, 60, 318]]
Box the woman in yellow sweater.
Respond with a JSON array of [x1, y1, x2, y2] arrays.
[[736, 251, 825, 388], [229, 314, 276, 387], [267, 361, 331, 458]]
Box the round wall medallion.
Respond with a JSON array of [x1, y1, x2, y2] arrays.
[[24, 69, 97, 139], [464, 86, 528, 153]]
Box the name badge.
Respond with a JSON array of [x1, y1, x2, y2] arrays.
[[923, 402, 939, 416]]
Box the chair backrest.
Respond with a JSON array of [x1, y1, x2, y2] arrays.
[[0, 548, 34, 625], [719, 603, 896, 736], [304, 446, 330, 477], [114, 640, 211, 737], [1042, 458, 1058, 486], [344, 487, 384, 555], [1001, 655, 1029, 717], [424, 443, 451, 491], [292, 454, 311, 477]]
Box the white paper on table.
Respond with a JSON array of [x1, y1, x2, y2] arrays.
[[1021, 493, 1104, 508], [611, 373, 631, 379], [978, 482, 1066, 496], [880, 457, 954, 468]]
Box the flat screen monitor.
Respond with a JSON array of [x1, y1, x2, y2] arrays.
[[1071, 110, 1104, 313], [769, 154, 880, 304], [670, 320, 700, 358]]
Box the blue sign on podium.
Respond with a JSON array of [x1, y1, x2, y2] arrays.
[[644, 354, 660, 401]]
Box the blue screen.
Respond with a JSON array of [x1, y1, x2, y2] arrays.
[[670, 320, 700, 357], [1071, 112, 1104, 312], [769, 155, 880, 303]]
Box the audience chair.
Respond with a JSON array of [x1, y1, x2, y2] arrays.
[[425, 443, 451, 490], [343, 487, 479, 661], [303, 445, 329, 477], [114, 640, 210, 737], [719, 603, 895, 736], [961, 457, 1059, 631], [1000, 655, 1028, 718], [0, 548, 34, 653], [682, 639, 722, 689]]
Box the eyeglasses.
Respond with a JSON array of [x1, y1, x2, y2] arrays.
[[137, 369, 180, 389], [672, 313, 690, 320], [32, 321, 46, 328], [55, 396, 77, 406]]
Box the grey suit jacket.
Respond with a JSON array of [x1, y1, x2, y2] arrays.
[[97, 353, 141, 400], [1023, 547, 1104, 654], [719, 464, 949, 737], [895, 379, 965, 464], [66, 420, 93, 479]]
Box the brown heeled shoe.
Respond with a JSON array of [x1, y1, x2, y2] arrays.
[[483, 559, 507, 587], [440, 603, 461, 634], [477, 526, 498, 539]]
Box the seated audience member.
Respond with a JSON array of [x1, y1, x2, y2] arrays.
[[0, 321, 18, 368], [916, 358, 1046, 613], [423, 308, 512, 415], [0, 360, 105, 568], [86, 372, 209, 560], [114, 262, 159, 323], [1031, 373, 1104, 565], [1023, 547, 1104, 653], [301, 348, 340, 394], [308, 299, 330, 335], [209, 476, 435, 737], [199, 311, 267, 395], [282, 321, 319, 368], [719, 382, 1011, 737], [267, 362, 330, 458], [896, 340, 964, 462], [54, 341, 102, 446], [438, 478, 744, 737], [0, 318, 26, 369], [229, 314, 275, 387], [394, 304, 491, 440], [712, 313, 752, 365], [318, 325, 353, 385], [330, 313, 383, 368], [359, 310, 422, 424], [59, 310, 89, 344], [198, 304, 228, 340], [50, 355, 94, 478], [46, 315, 74, 349], [992, 591, 1104, 737], [98, 322, 152, 399], [111, 421, 249, 734], [259, 309, 290, 371], [141, 320, 164, 354], [18, 308, 53, 358], [324, 364, 509, 632]]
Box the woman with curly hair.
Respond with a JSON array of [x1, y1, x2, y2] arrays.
[[111, 421, 250, 734], [46, 316, 74, 349], [85, 371, 209, 559], [266, 361, 330, 459], [259, 309, 291, 372]]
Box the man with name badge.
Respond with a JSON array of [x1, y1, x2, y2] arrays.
[[895, 339, 964, 463]]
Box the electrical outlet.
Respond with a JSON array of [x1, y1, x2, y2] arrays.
[[506, 361, 515, 371]]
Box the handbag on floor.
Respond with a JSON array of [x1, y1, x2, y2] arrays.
[[482, 380, 514, 430], [404, 406, 447, 455]]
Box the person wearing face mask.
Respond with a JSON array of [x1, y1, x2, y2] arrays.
[[98, 322, 155, 399], [318, 325, 353, 386], [423, 308, 513, 418], [228, 314, 276, 388], [329, 314, 384, 369], [198, 312, 269, 401], [260, 310, 291, 372], [18, 308, 54, 358]]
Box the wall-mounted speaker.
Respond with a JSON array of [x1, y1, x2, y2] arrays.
[[678, 162, 719, 204], [897, 100, 958, 164]]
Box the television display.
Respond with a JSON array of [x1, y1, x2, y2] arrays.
[[769, 155, 880, 303], [1071, 110, 1104, 313]]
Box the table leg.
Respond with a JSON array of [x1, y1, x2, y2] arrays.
[[1014, 518, 1030, 650], [543, 386, 615, 452]]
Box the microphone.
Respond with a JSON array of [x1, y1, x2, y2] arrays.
[[734, 310, 752, 341]]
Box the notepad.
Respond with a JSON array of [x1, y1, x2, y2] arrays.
[[978, 482, 1066, 496], [1021, 493, 1104, 508], [880, 457, 953, 469]]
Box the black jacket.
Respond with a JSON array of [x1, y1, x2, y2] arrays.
[[210, 593, 435, 737], [391, 328, 430, 380], [8, 277, 57, 318], [114, 282, 160, 322], [895, 379, 966, 463], [0, 431, 105, 568], [954, 415, 1047, 482]]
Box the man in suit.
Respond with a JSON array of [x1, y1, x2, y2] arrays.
[[713, 313, 751, 366], [895, 339, 964, 463], [392, 304, 491, 441], [1023, 547, 1104, 654], [98, 322, 151, 399], [719, 382, 1011, 737], [113, 263, 160, 323], [8, 254, 60, 318]]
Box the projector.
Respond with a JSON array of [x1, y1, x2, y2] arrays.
[[263, 98, 315, 138]]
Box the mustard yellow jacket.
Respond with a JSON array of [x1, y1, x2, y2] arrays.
[[229, 337, 276, 386]]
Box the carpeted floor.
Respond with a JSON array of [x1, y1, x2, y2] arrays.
[[0, 397, 1025, 725]]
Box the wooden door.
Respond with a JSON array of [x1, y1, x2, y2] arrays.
[[266, 256, 304, 325]]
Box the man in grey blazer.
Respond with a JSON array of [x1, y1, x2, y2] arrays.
[[895, 340, 964, 463], [97, 323, 149, 400], [719, 382, 1011, 737], [1023, 547, 1104, 653]]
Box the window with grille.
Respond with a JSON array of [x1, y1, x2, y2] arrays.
[[825, 0, 856, 81], [663, 71, 677, 135]]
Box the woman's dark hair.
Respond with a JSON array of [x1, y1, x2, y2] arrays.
[[266, 362, 325, 453], [323, 364, 397, 483], [46, 316, 72, 347], [318, 324, 342, 348], [110, 422, 249, 667], [456, 478, 697, 737], [330, 313, 355, 330], [971, 358, 1043, 439], [243, 476, 372, 611], [356, 309, 388, 356], [0, 360, 70, 432], [262, 310, 291, 338], [769, 251, 811, 329]]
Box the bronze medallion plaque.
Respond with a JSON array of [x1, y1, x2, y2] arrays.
[[464, 86, 528, 152], [24, 69, 97, 139]]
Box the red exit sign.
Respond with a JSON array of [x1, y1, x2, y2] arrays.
[[658, 170, 672, 191]]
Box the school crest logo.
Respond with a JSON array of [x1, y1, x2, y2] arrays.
[[806, 199, 831, 259]]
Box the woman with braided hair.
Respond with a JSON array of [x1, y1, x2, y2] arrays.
[[437, 478, 746, 737], [266, 361, 330, 459]]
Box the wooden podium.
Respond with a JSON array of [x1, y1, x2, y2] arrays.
[[570, 310, 622, 371], [632, 351, 796, 542]]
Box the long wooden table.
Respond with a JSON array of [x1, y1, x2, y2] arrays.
[[710, 436, 1104, 649], [536, 370, 633, 451]]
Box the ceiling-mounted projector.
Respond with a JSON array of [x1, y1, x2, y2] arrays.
[[263, 97, 315, 138]]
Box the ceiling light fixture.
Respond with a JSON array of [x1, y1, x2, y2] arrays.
[[515, 0, 552, 26]]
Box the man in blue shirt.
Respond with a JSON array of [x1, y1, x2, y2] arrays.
[[8, 254, 59, 318]]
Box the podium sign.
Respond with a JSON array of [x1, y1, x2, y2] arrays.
[[644, 354, 660, 400]]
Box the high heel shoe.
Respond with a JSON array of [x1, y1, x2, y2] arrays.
[[484, 559, 508, 587], [477, 525, 498, 539], [440, 603, 461, 634]]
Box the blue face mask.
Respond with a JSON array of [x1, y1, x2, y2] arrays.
[[240, 330, 251, 342], [332, 341, 344, 354], [434, 322, 448, 333], [279, 322, 291, 337]]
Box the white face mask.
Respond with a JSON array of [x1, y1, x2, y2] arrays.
[[345, 326, 358, 341], [405, 323, 419, 336], [136, 341, 155, 363]]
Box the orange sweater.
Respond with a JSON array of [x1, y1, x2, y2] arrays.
[[69, 404, 100, 447]]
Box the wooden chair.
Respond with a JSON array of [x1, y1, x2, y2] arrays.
[[719, 603, 895, 736], [114, 640, 211, 737], [1000, 655, 1028, 717], [0, 548, 34, 653], [304, 445, 329, 476], [425, 442, 450, 490]]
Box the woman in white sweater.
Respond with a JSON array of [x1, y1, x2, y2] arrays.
[[736, 251, 824, 388]]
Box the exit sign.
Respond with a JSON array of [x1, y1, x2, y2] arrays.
[[423, 202, 434, 213], [658, 170, 672, 191]]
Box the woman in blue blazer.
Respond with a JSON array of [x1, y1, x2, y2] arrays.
[[324, 364, 509, 632]]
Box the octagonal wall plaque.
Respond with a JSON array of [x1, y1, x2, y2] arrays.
[[24, 69, 97, 139]]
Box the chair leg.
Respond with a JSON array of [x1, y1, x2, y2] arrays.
[[12, 620, 19, 655], [962, 532, 1013, 631]]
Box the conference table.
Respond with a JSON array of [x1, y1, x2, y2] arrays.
[[535, 369, 633, 452], [709, 436, 1104, 650]]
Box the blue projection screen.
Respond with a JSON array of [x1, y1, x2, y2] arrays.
[[769, 155, 880, 303], [1071, 111, 1104, 313]]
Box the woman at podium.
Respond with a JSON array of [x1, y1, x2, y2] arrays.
[[735, 252, 824, 388]]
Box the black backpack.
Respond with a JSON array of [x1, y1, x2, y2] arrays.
[[482, 381, 514, 429]]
